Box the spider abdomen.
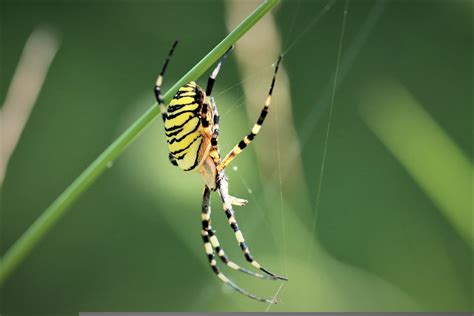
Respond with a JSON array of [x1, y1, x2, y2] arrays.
[[165, 81, 205, 171]]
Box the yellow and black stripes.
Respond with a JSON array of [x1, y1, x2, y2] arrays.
[[154, 41, 180, 167], [200, 230, 275, 304], [201, 186, 275, 280], [154, 40, 178, 122], [217, 55, 282, 172], [201, 187, 276, 303], [217, 176, 288, 281], [164, 82, 205, 171], [208, 97, 221, 164], [155, 44, 287, 303]]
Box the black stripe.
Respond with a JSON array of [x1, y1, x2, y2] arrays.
[[165, 108, 200, 120], [238, 140, 247, 150], [247, 133, 255, 141], [257, 108, 268, 125], [239, 241, 248, 251], [174, 138, 201, 159], [206, 78, 215, 96], [167, 120, 200, 144], [224, 209, 232, 219], [269, 77, 276, 95], [201, 104, 209, 127], [168, 153, 178, 166], [167, 102, 199, 113], [164, 113, 196, 132], [244, 252, 253, 262], [202, 220, 210, 230], [165, 126, 183, 138], [183, 139, 203, 171], [165, 117, 199, 138], [230, 222, 238, 232]]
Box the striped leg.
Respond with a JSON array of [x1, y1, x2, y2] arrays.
[[209, 97, 248, 207], [201, 186, 273, 280], [217, 175, 288, 281], [201, 187, 277, 303], [209, 97, 220, 151], [207, 96, 223, 166], [154, 41, 179, 167], [154, 40, 178, 122], [217, 55, 282, 172], [201, 46, 233, 139]]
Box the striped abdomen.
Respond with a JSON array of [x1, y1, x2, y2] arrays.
[[165, 81, 205, 171]]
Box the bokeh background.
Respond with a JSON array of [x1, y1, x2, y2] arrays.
[[1, 0, 472, 314]]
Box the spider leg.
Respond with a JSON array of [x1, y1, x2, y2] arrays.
[[217, 55, 282, 172], [201, 47, 233, 145], [154, 40, 178, 122], [209, 97, 247, 207], [217, 175, 288, 281], [201, 230, 276, 304], [201, 187, 277, 303], [154, 40, 179, 167], [201, 186, 274, 280]]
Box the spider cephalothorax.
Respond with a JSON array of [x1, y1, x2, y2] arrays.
[[154, 41, 287, 303]]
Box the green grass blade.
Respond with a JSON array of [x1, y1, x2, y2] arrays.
[[0, 0, 279, 286], [361, 80, 473, 248]]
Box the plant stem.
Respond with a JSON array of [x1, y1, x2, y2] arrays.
[[0, 0, 279, 286]]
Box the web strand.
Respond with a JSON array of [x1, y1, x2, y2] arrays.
[[265, 0, 350, 310], [305, 0, 349, 304], [282, 0, 337, 56], [264, 64, 289, 312]]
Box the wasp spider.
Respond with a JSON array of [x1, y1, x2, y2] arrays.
[[154, 41, 288, 303]]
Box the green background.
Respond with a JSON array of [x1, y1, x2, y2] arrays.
[[1, 0, 472, 314]]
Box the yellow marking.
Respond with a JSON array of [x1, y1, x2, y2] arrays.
[[210, 235, 220, 247], [223, 202, 231, 210], [174, 137, 201, 170], [265, 95, 272, 106], [228, 216, 236, 224], [205, 243, 213, 254], [156, 75, 163, 86], [167, 117, 200, 148], [251, 125, 261, 134], [211, 259, 217, 266], [179, 86, 193, 92], [170, 96, 195, 106], [166, 103, 200, 118], [235, 231, 244, 243], [218, 249, 225, 256], [165, 111, 195, 129], [228, 262, 239, 270], [251, 261, 261, 269], [218, 273, 229, 283], [244, 137, 251, 145], [201, 213, 210, 220], [179, 91, 195, 97]]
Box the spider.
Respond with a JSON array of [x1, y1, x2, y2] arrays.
[[154, 41, 288, 304]]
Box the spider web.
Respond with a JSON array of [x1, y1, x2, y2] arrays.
[[193, 0, 386, 310]]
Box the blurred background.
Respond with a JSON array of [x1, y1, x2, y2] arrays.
[[1, 0, 472, 314]]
